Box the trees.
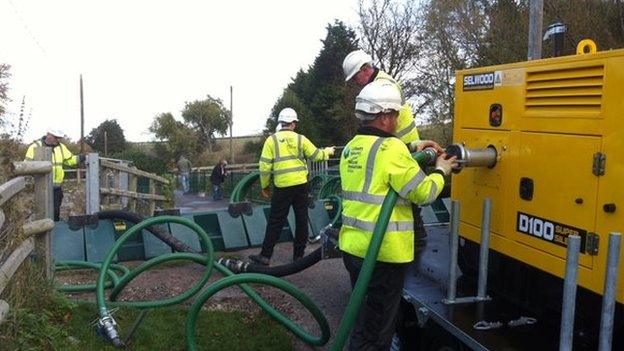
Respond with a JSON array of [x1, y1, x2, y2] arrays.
[[85, 119, 127, 155], [150, 95, 231, 164], [181, 96, 231, 152], [149, 112, 197, 162], [267, 21, 359, 146]]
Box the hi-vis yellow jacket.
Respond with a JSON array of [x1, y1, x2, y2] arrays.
[[339, 133, 444, 263], [374, 71, 420, 144], [259, 130, 330, 189], [25, 139, 79, 185]]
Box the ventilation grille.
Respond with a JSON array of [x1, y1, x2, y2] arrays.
[[525, 65, 604, 116]]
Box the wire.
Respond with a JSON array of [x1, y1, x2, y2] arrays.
[[6, 0, 47, 55]]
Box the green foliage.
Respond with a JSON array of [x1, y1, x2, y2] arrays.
[[414, 0, 624, 131], [111, 146, 168, 175], [85, 119, 127, 155], [182, 96, 231, 151], [267, 21, 359, 146], [149, 112, 198, 163]]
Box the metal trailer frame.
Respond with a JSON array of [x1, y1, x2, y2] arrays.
[[399, 199, 622, 351]]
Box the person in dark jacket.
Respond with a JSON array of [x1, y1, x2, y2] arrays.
[[210, 159, 228, 201]]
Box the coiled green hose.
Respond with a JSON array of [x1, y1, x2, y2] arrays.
[[94, 215, 330, 349]]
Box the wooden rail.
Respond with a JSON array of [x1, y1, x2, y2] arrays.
[[100, 188, 167, 201], [0, 153, 54, 323], [101, 160, 169, 184]]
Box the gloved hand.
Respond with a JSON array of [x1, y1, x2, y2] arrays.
[[409, 140, 444, 153], [435, 154, 458, 176], [261, 188, 271, 199], [324, 146, 336, 157], [78, 154, 87, 163]]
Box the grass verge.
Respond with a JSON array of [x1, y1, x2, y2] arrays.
[[1, 290, 293, 351]]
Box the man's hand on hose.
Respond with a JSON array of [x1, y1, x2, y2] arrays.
[[261, 188, 271, 199], [435, 154, 458, 176], [409, 140, 444, 154]]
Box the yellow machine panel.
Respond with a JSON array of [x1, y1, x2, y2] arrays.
[[452, 48, 624, 301]]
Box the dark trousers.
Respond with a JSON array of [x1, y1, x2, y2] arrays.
[[53, 186, 63, 222], [343, 252, 409, 351], [260, 183, 309, 259]]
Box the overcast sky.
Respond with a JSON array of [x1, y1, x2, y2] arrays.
[[1, 0, 359, 142]]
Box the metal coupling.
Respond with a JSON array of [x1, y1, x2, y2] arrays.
[[217, 257, 249, 273], [97, 315, 124, 347], [445, 144, 498, 173]]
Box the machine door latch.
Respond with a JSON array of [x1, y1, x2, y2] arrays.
[[586, 232, 600, 255], [592, 152, 606, 176]]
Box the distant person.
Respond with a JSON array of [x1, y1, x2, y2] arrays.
[[248, 108, 335, 266], [177, 155, 192, 193], [210, 159, 229, 201], [25, 129, 85, 221]]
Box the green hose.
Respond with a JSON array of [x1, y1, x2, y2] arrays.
[[318, 176, 341, 199], [55, 261, 129, 293], [96, 216, 214, 314], [90, 151, 433, 350], [230, 171, 260, 203], [94, 215, 329, 349], [186, 272, 330, 350]]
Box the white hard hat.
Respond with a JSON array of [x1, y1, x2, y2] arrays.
[[343, 49, 373, 81], [47, 128, 65, 138], [277, 108, 299, 123], [355, 80, 402, 120], [275, 123, 282, 132]]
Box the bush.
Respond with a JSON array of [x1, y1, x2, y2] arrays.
[[111, 148, 168, 175]]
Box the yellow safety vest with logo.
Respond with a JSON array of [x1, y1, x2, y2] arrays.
[[339, 135, 444, 263], [259, 130, 330, 189], [374, 71, 420, 144], [25, 140, 78, 185]]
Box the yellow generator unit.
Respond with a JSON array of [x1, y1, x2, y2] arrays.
[[452, 41, 624, 310]]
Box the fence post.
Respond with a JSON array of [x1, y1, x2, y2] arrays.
[[33, 147, 53, 278], [85, 153, 100, 214], [148, 179, 156, 215], [129, 174, 137, 212]]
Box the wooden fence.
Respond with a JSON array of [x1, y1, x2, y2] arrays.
[[0, 148, 55, 325], [85, 154, 170, 216]]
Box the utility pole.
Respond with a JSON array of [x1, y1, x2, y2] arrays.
[[527, 0, 544, 60], [79, 75, 85, 183], [104, 131, 108, 157], [230, 85, 234, 164], [80, 75, 85, 153]]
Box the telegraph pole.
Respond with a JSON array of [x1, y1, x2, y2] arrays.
[[527, 0, 544, 60], [80, 74, 85, 153], [230, 85, 234, 163]]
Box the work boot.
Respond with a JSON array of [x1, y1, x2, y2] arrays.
[[249, 254, 270, 266], [292, 255, 304, 263]]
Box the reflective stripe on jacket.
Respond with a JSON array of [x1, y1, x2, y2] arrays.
[[338, 134, 444, 263], [259, 130, 329, 188], [25, 140, 78, 184], [374, 71, 420, 144]]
